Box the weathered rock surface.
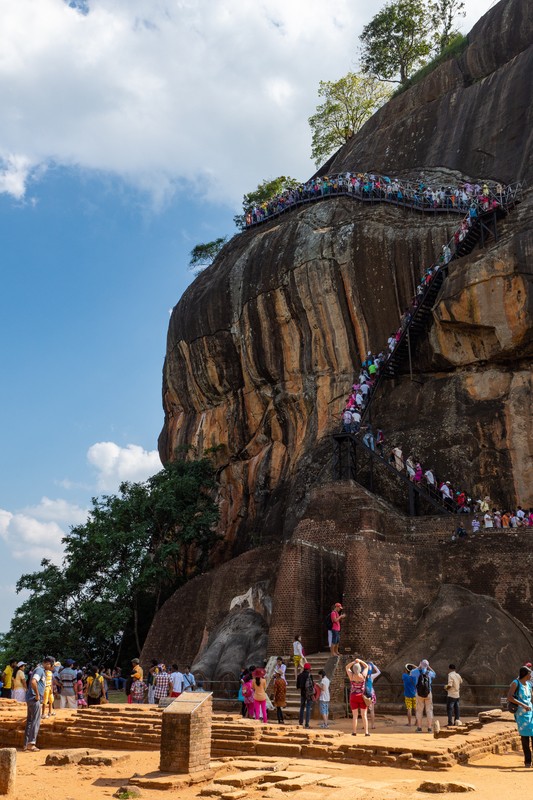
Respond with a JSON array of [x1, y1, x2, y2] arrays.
[[159, 0, 533, 544], [418, 781, 475, 794]]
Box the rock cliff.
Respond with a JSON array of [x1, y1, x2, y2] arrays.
[[160, 0, 533, 549]]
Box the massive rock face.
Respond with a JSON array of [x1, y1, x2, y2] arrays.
[[160, 0, 533, 549]]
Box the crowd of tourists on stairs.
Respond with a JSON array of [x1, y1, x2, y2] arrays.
[[245, 172, 508, 227]]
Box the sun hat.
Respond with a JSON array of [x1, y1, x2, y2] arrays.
[[16, 661, 26, 667], [335, 602, 343, 609]]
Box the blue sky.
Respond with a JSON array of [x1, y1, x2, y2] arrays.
[[0, 0, 495, 633]]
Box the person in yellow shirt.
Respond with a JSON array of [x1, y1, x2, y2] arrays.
[[1, 659, 17, 699], [42, 665, 55, 718]]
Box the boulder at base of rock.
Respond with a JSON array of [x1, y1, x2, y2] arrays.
[[113, 787, 142, 799], [418, 781, 476, 793]]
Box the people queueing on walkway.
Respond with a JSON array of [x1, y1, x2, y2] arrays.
[[346, 658, 370, 736], [245, 171, 511, 227]]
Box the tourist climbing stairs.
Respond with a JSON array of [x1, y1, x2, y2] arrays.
[[281, 652, 332, 719]]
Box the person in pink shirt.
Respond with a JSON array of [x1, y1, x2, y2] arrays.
[[330, 602, 346, 657]]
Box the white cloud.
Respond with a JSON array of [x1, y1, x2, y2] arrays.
[[22, 497, 89, 525], [0, 0, 495, 204], [87, 441, 161, 490], [0, 508, 65, 562]]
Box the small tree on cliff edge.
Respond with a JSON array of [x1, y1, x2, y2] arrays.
[[309, 73, 391, 167], [430, 0, 465, 54], [359, 0, 434, 84], [189, 237, 227, 272], [234, 176, 300, 229]]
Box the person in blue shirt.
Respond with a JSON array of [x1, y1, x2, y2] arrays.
[[507, 665, 533, 767], [24, 655, 55, 751], [401, 663, 418, 727], [410, 659, 437, 733]]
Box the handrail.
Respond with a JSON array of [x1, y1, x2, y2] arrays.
[[244, 174, 524, 229]]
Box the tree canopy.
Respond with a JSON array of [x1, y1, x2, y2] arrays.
[[189, 237, 227, 271], [234, 176, 300, 229], [359, 0, 466, 84], [0, 459, 219, 667], [308, 73, 391, 167]]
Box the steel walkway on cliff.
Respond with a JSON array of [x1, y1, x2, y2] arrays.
[[332, 186, 524, 516], [244, 177, 525, 230]]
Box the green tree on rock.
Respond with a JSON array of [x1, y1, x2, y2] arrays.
[[430, 0, 465, 53], [359, 0, 433, 84], [308, 72, 392, 167], [234, 176, 300, 229], [189, 237, 227, 272]]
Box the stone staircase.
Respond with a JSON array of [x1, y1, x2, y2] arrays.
[[282, 652, 333, 719]]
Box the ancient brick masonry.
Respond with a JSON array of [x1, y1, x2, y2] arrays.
[[160, 693, 212, 774]]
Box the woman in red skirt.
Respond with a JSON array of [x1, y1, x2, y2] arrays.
[[346, 658, 370, 736]]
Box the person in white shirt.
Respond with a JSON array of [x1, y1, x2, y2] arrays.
[[317, 670, 331, 728], [424, 469, 435, 488], [293, 636, 304, 682], [273, 658, 287, 683], [484, 512, 494, 529], [169, 665, 183, 697], [446, 665, 463, 726], [441, 482, 452, 501]]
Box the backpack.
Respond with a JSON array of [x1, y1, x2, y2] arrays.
[[416, 671, 431, 698], [326, 613, 333, 631], [305, 675, 315, 702], [88, 675, 103, 699]]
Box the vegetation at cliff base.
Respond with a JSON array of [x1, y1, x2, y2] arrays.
[[308, 73, 391, 167], [0, 460, 219, 665]]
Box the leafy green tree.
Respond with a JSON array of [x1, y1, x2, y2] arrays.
[[308, 73, 392, 167], [0, 460, 219, 667], [359, 0, 433, 84], [234, 176, 300, 229], [430, 0, 465, 53], [189, 237, 227, 271]]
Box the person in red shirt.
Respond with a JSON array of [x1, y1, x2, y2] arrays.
[[330, 603, 346, 657]]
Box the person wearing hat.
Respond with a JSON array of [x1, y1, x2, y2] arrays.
[[58, 659, 78, 709], [252, 668, 267, 724], [24, 655, 55, 751], [296, 663, 314, 729], [401, 664, 417, 726], [330, 603, 346, 657], [12, 662, 27, 702]]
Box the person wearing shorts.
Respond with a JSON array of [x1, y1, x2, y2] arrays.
[[330, 603, 346, 657], [293, 635, 304, 682], [346, 658, 370, 736], [402, 663, 417, 726]]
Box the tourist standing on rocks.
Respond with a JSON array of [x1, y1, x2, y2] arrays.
[[411, 659, 436, 733], [12, 662, 27, 702], [317, 669, 330, 729], [446, 664, 463, 727], [330, 603, 346, 657], [346, 658, 370, 736], [86, 666, 105, 706], [24, 655, 54, 751], [293, 635, 305, 681], [272, 670, 286, 725], [507, 665, 533, 767], [402, 664, 417, 726], [252, 668, 268, 724], [297, 663, 315, 729], [1, 659, 17, 699]]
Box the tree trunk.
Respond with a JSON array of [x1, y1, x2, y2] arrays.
[[133, 596, 142, 655]]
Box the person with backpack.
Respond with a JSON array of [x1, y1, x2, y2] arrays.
[[296, 663, 314, 729], [507, 665, 533, 767], [85, 666, 105, 706], [410, 659, 436, 732]]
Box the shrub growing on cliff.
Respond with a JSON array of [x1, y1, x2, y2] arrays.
[[189, 237, 227, 272], [308, 73, 391, 167], [0, 460, 219, 665]]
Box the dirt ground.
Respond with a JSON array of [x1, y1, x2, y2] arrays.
[[10, 747, 532, 800]]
